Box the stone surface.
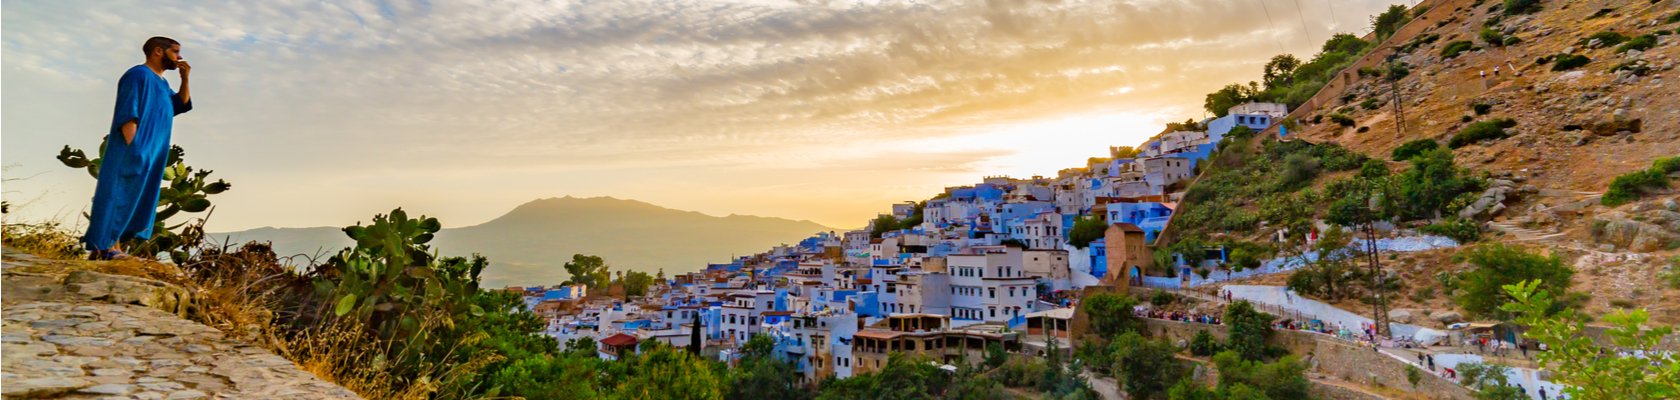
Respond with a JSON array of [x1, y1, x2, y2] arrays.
[[1430, 311, 1463, 324], [2, 247, 360, 399]]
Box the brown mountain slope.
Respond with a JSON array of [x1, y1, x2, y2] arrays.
[[1273, 0, 1680, 323]]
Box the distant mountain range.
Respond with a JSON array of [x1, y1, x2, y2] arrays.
[[210, 196, 834, 287]]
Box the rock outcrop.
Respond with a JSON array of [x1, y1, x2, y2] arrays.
[[1, 248, 360, 399]]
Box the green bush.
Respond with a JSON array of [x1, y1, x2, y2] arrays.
[[1361, 97, 1380, 110], [1068, 216, 1106, 249], [1603, 170, 1668, 206], [1669, 10, 1680, 24], [1448, 120, 1510, 148], [1471, 102, 1493, 115], [1551, 54, 1591, 71], [1223, 301, 1275, 361], [1110, 332, 1187, 400], [1150, 289, 1177, 306], [1421, 218, 1482, 242], [1276, 153, 1322, 191], [1081, 292, 1141, 338], [1654, 156, 1680, 174], [1211, 351, 1312, 399], [1190, 330, 1221, 357], [1329, 113, 1356, 127], [1453, 243, 1575, 318], [1480, 28, 1507, 47], [1503, 0, 1541, 15], [1586, 31, 1630, 47], [1441, 40, 1476, 59], [1617, 34, 1657, 53]]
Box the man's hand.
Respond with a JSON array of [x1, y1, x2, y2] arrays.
[[122, 121, 137, 145], [177, 60, 191, 79]]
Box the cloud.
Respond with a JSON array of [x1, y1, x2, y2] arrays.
[[2, 0, 1397, 230]]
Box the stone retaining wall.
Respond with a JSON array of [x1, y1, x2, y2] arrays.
[[1140, 318, 1473, 400]]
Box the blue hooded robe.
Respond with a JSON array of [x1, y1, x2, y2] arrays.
[[83, 65, 192, 251]]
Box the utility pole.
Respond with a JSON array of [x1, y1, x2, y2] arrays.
[[1362, 178, 1391, 338], [1386, 56, 1410, 141]]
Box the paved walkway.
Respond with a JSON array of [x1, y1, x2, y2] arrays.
[[1, 247, 359, 399]]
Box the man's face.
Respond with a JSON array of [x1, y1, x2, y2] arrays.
[[161, 45, 181, 70]]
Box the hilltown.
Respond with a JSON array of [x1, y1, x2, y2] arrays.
[[497, 102, 1300, 380]]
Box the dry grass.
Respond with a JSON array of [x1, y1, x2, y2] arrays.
[[2, 221, 84, 260]]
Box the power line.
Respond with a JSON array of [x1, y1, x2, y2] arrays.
[[1256, 0, 1285, 54], [1325, 0, 1335, 26], [1292, 0, 1313, 50]]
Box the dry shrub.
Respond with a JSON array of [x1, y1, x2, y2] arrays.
[[2, 221, 84, 259], [280, 314, 501, 400]]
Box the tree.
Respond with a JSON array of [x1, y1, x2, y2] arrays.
[[1262, 54, 1302, 92], [1371, 4, 1410, 40], [1081, 292, 1141, 338], [1110, 332, 1186, 400], [869, 214, 899, 239], [1455, 362, 1526, 400], [1204, 82, 1259, 117], [688, 316, 702, 355], [564, 254, 611, 289], [1111, 146, 1142, 159], [729, 335, 807, 400], [1211, 351, 1311, 399], [1222, 301, 1274, 362], [1454, 244, 1574, 318], [1394, 148, 1474, 221], [610, 344, 726, 400], [619, 270, 656, 298], [1068, 216, 1107, 249], [1288, 226, 1363, 302], [984, 342, 1009, 368], [1321, 33, 1370, 55], [1501, 280, 1679, 399]]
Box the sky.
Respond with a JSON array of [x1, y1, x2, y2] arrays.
[[2, 0, 1403, 232]]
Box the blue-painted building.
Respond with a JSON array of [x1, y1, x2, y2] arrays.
[[1105, 202, 1174, 242]]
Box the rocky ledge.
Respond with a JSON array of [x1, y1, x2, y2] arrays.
[[1, 249, 359, 399]]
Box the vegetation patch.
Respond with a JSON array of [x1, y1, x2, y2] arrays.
[[1616, 34, 1657, 53], [1602, 156, 1678, 206], [1584, 31, 1629, 47], [1441, 40, 1476, 59], [1551, 54, 1592, 71], [1503, 0, 1541, 15], [1452, 243, 1577, 318], [1421, 217, 1483, 243], [1448, 119, 1513, 148]]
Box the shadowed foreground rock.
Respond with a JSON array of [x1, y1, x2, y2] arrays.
[[2, 248, 358, 399]]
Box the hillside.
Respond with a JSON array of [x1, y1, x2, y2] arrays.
[[212, 196, 833, 287], [1169, 0, 1680, 324]]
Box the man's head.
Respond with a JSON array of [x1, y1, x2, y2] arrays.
[[142, 36, 181, 70]]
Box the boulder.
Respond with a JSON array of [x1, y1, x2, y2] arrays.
[[1389, 309, 1417, 324], [1431, 311, 1463, 324], [1591, 215, 1680, 252]]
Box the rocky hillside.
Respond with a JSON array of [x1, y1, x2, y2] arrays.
[[1282, 0, 1680, 322]]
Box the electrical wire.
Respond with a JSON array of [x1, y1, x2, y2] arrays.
[[1256, 0, 1285, 54]]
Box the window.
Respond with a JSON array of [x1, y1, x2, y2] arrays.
[[989, 307, 996, 318], [989, 288, 996, 298]]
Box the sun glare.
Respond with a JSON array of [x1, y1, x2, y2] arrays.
[[957, 111, 1172, 179]]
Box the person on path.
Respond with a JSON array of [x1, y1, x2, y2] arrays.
[[1539, 387, 1548, 400], [82, 37, 193, 260], [1426, 354, 1435, 371], [1494, 65, 1501, 76]]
